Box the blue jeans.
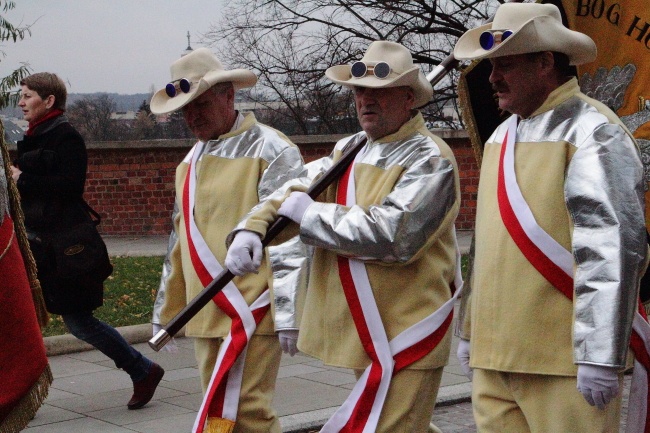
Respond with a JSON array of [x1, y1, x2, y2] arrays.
[[62, 312, 152, 383]]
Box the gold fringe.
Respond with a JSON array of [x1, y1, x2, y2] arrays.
[[0, 364, 52, 433], [644, 300, 650, 317], [0, 121, 49, 328], [206, 417, 235, 433]]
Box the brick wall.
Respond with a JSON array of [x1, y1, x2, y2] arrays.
[[85, 140, 189, 235], [15, 132, 480, 236], [447, 134, 480, 231]]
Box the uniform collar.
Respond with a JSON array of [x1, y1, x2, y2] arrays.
[[529, 77, 580, 119]]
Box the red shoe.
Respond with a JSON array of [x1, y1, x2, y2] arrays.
[[127, 363, 165, 410]]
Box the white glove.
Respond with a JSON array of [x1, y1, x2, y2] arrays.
[[152, 323, 178, 353], [577, 364, 619, 409], [457, 338, 473, 380], [278, 191, 314, 224], [278, 330, 299, 356], [225, 230, 263, 276]]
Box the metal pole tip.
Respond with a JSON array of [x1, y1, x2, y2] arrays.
[[149, 328, 172, 351]]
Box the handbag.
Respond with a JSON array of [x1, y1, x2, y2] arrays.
[[47, 201, 113, 285]]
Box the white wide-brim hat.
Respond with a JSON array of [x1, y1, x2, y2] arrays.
[[150, 47, 258, 114], [454, 3, 596, 65], [325, 40, 433, 108]]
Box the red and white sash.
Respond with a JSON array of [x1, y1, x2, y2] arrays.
[[182, 143, 271, 433], [497, 114, 650, 433], [629, 307, 650, 433], [322, 146, 463, 433]]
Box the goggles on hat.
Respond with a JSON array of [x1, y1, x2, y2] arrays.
[[165, 78, 192, 98], [479, 29, 513, 50], [350, 61, 392, 79]]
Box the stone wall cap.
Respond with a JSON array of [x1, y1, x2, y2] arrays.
[[83, 130, 469, 150]]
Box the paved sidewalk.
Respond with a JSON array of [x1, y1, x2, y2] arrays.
[[29, 334, 473, 433], [25, 232, 632, 432], [28, 334, 635, 433]]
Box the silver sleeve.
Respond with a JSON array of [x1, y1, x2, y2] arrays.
[[151, 201, 179, 325], [257, 145, 306, 201], [267, 238, 312, 330], [300, 149, 457, 262], [257, 145, 311, 331], [568, 123, 647, 368]]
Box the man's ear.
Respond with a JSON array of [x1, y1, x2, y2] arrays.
[[539, 51, 555, 74], [226, 86, 235, 105], [405, 87, 416, 110]]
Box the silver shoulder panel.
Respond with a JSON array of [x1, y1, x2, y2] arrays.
[[203, 123, 305, 201]]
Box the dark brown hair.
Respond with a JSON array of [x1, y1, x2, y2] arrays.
[[20, 72, 67, 110], [526, 51, 575, 78]]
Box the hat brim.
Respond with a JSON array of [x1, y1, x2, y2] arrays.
[[150, 69, 258, 115], [454, 16, 596, 65], [150, 80, 210, 115], [325, 65, 433, 108]]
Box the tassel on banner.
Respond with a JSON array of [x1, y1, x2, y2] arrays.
[[0, 121, 49, 329], [0, 365, 52, 433], [206, 417, 235, 433]]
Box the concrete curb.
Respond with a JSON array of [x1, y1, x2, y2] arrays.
[[43, 323, 185, 356], [281, 383, 473, 433]]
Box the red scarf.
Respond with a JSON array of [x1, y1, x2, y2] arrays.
[[26, 109, 65, 136]]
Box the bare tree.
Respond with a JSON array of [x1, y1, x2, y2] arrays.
[[162, 109, 193, 140], [132, 99, 158, 140], [203, 0, 501, 133], [67, 94, 117, 141]]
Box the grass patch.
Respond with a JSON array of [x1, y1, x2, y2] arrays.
[[461, 254, 469, 279], [42, 256, 164, 337], [41, 254, 471, 338]]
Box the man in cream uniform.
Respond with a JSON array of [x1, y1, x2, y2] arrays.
[[150, 48, 307, 433], [225, 40, 461, 433], [453, 3, 647, 432]]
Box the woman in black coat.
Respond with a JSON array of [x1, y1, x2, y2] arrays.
[[11, 72, 163, 410]]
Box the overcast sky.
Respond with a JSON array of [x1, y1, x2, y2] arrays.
[[2, 1, 225, 95]]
